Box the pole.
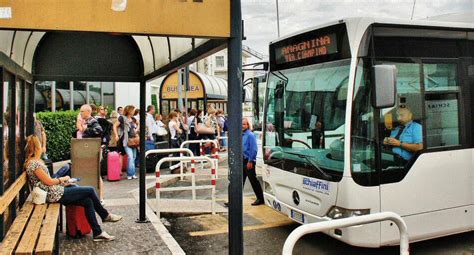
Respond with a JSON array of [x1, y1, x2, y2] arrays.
[[137, 80, 148, 223], [228, 0, 243, 254], [184, 66, 190, 140], [276, 0, 280, 37]]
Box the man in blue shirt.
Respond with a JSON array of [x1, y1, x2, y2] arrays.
[[384, 106, 423, 163], [242, 118, 264, 206]]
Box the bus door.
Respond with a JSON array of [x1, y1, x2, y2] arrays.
[[378, 59, 472, 244]]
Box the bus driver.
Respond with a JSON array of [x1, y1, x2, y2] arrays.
[[383, 106, 423, 163]]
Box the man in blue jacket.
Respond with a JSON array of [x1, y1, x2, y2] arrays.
[[242, 118, 264, 206]]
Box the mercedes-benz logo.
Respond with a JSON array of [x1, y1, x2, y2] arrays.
[[292, 190, 300, 205]]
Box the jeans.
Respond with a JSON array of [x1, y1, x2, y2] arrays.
[[124, 146, 137, 177], [59, 186, 109, 236]]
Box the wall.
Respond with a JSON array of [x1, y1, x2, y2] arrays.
[[114, 82, 152, 109]]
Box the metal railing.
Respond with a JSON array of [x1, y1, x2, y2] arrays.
[[154, 155, 216, 218], [282, 212, 409, 255], [180, 139, 220, 178]]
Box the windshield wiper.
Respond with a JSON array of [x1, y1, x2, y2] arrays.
[[282, 150, 332, 180]]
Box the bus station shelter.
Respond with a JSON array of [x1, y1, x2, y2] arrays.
[[0, 1, 245, 253]]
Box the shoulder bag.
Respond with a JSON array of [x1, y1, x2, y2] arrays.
[[196, 123, 215, 135]]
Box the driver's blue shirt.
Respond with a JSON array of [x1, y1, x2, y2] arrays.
[[243, 129, 257, 162], [390, 121, 423, 161]]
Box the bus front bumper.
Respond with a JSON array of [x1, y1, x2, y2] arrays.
[[263, 192, 382, 247]]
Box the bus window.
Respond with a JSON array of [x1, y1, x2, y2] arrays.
[[379, 62, 423, 169], [351, 59, 376, 181], [424, 63, 460, 148]]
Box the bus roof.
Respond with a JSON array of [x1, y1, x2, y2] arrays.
[[270, 13, 474, 46]]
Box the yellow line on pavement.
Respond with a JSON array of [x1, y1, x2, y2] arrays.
[[189, 220, 296, 237]]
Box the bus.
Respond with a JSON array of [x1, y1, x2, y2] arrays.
[[262, 16, 473, 247]]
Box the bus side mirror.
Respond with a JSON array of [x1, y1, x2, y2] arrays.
[[373, 65, 397, 109]]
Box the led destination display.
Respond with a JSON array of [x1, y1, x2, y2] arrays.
[[275, 34, 338, 64]]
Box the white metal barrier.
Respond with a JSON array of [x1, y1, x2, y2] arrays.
[[282, 212, 409, 255], [154, 156, 216, 218], [145, 148, 195, 197], [180, 139, 220, 178]]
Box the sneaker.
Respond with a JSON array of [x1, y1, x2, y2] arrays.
[[93, 231, 115, 242], [132, 175, 138, 179], [127, 176, 133, 180], [103, 213, 123, 223]]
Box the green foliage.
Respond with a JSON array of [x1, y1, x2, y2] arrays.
[[37, 110, 78, 162]]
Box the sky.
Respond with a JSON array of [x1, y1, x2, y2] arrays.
[[242, 0, 473, 57]]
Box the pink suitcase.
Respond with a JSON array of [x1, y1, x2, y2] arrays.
[[107, 151, 121, 181]]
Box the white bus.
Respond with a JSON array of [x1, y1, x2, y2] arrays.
[[262, 16, 473, 247]]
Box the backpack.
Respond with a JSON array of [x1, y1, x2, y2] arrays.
[[96, 118, 112, 145]]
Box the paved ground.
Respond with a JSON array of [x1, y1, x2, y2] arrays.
[[161, 160, 474, 255], [54, 161, 178, 255]]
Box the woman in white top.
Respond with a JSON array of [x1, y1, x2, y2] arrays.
[[168, 112, 182, 149]]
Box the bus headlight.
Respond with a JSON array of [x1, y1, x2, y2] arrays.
[[327, 207, 370, 219], [264, 182, 274, 195]]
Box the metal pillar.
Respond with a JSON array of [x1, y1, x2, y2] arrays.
[[137, 80, 148, 223], [51, 81, 56, 112], [69, 81, 74, 110], [228, 0, 243, 254]]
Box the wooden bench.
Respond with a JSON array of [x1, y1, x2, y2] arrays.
[[0, 172, 61, 255]]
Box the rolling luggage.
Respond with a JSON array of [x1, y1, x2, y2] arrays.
[[107, 151, 121, 181], [122, 154, 128, 172], [66, 205, 92, 238]]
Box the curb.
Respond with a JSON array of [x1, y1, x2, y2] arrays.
[[131, 191, 186, 255]]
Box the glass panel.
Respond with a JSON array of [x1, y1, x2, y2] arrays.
[[73, 82, 87, 110], [378, 62, 424, 170], [2, 78, 10, 188], [56, 81, 71, 111], [351, 59, 376, 175], [15, 81, 22, 177], [263, 60, 350, 181], [88, 82, 101, 106], [102, 82, 115, 111], [424, 63, 458, 92], [35, 81, 52, 112], [425, 95, 460, 148]]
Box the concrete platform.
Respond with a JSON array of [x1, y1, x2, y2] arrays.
[[148, 199, 227, 215]]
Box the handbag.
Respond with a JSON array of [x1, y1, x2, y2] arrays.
[[127, 136, 140, 148], [32, 186, 47, 205], [196, 123, 215, 135], [157, 126, 168, 136]]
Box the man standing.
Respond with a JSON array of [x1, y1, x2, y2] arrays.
[[242, 118, 264, 206], [117, 106, 124, 116], [79, 104, 103, 138], [146, 105, 158, 142]]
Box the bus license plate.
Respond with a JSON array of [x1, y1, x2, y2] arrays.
[[291, 210, 305, 223]]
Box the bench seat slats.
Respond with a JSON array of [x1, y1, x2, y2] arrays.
[[0, 202, 35, 255], [35, 203, 61, 255], [0, 173, 27, 215], [15, 204, 47, 255]]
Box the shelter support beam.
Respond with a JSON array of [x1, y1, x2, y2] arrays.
[[228, 0, 243, 254], [138, 81, 148, 223]]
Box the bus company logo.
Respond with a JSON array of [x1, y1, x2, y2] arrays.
[[302, 177, 330, 194]]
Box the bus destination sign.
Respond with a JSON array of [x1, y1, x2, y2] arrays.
[[275, 33, 338, 65]]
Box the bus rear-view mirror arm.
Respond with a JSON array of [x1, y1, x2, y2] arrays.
[[372, 65, 397, 109]]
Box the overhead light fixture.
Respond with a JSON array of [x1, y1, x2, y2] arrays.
[[111, 0, 127, 12]]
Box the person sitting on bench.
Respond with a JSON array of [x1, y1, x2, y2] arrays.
[[24, 135, 123, 242]]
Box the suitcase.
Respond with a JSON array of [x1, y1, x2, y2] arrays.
[[122, 154, 128, 172], [66, 205, 92, 238], [146, 153, 165, 173], [107, 151, 121, 181]]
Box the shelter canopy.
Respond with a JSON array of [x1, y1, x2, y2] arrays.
[[0, 0, 230, 81]]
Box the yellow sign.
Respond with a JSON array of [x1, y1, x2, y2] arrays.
[[0, 0, 230, 38], [161, 72, 205, 99]]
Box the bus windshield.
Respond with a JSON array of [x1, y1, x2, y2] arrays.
[[263, 59, 350, 181]]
